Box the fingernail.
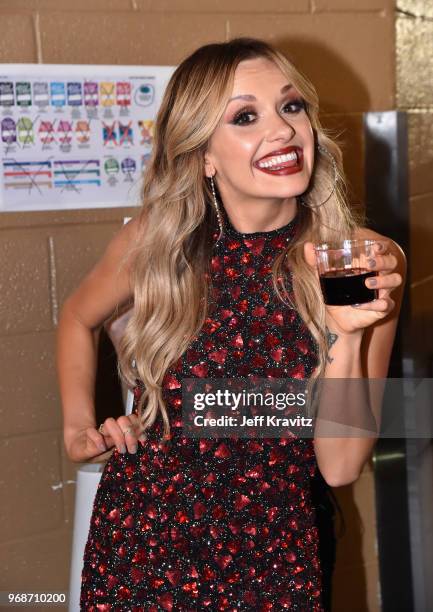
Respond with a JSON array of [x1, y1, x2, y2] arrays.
[[367, 278, 377, 287], [367, 258, 376, 269], [120, 445, 126, 454], [99, 444, 106, 452], [351, 303, 360, 308], [130, 445, 137, 454]]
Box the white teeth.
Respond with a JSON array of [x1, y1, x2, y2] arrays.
[[257, 151, 298, 168]]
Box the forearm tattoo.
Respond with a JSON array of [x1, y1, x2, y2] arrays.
[[325, 326, 338, 363]]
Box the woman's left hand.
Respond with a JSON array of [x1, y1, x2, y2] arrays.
[[304, 240, 403, 336]]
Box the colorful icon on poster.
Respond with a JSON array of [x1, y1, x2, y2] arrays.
[[0, 82, 14, 107], [135, 83, 154, 107], [39, 120, 56, 146], [33, 82, 49, 108], [67, 82, 83, 107], [17, 117, 34, 145], [16, 82, 32, 107], [141, 152, 152, 169], [100, 82, 115, 107], [138, 120, 154, 146], [104, 158, 119, 174], [119, 121, 133, 146], [103, 121, 117, 146], [76, 120, 91, 144], [58, 120, 73, 145], [121, 157, 136, 180], [84, 81, 98, 107], [116, 82, 131, 107], [51, 82, 66, 108], [1, 117, 16, 144]]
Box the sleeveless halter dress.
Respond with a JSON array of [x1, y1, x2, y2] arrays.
[[80, 206, 324, 611]]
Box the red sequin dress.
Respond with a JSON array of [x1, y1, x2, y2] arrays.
[[80, 207, 324, 611]]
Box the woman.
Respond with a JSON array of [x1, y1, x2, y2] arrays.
[[57, 38, 405, 611]]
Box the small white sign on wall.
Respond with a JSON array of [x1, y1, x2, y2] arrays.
[[0, 64, 175, 212]]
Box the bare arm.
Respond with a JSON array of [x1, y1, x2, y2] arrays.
[[56, 216, 140, 463], [310, 233, 406, 486]]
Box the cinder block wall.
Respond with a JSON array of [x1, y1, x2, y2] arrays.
[[0, 1, 395, 609]]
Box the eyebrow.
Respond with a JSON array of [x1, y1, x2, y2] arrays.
[[227, 83, 293, 104]]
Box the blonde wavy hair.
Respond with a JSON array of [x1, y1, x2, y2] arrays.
[[117, 37, 362, 443]]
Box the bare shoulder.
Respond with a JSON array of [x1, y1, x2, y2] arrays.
[[61, 213, 143, 330], [353, 226, 407, 276]]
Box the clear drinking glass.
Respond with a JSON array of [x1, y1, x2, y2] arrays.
[[314, 239, 379, 306]]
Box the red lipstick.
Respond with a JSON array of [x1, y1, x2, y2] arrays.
[[253, 145, 303, 176]]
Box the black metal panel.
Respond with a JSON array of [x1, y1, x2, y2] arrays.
[[364, 111, 414, 612]]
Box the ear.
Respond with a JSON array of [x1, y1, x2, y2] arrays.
[[204, 152, 215, 178]]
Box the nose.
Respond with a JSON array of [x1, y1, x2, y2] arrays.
[[265, 112, 296, 143]]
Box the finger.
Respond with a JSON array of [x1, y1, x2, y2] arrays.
[[127, 414, 147, 443], [371, 240, 389, 255], [367, 252, 397, 273], [117, 415, 140, 453], [365, 272, 402, 292], [86, 427, 109, 454], [102, 417, 129, 454], [351, 296, 395, 313]]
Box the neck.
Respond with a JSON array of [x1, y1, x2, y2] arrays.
[[220, 197, 298, 234]]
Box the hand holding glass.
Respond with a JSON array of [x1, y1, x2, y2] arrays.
[[314, 239, 379, 306]]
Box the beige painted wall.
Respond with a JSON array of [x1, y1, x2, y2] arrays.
[[0, 1, 397, 609]]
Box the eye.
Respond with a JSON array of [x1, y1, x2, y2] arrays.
[[231, 107, 256, 126], [281, 98, 306, 114], [230, 98, 307, 126]]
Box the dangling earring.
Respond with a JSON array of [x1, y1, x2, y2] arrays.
[[209, 174, 224, 238], [299, 143, 339, 209]]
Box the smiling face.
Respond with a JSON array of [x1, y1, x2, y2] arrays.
[[204, 57, 315, 222]]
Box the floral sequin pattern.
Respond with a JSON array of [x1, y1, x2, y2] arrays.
[[80, 211, 323, 611]]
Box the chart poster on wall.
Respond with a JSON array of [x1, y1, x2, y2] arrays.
[[0, 64, 175, 211]]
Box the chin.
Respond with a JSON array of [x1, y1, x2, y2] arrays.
[[260, 171, 310, 191], [265, 180, 310, 200]]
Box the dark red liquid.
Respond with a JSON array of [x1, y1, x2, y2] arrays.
[[319, 268, 378, 306]]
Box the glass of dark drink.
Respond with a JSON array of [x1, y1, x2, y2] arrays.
[[314, 239, 379, 306]]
